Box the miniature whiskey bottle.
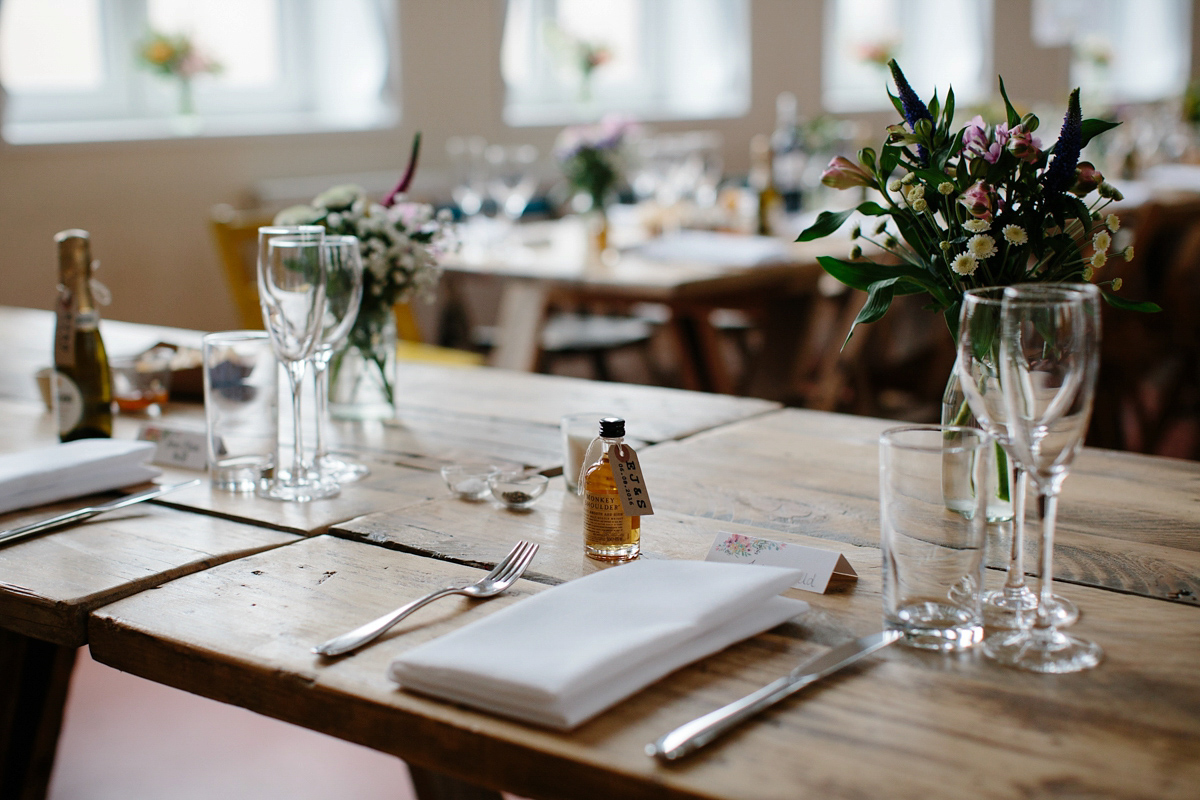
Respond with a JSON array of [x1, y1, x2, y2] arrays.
[[583, 417, 640, 561]]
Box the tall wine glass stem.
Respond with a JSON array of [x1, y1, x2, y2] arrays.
[[285, 360, 306, 483], [1035, 487, 1060, 631], [312, 351, 331, 466], [1003, 465, 1027, 592]]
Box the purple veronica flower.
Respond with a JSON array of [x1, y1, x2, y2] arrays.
[[888, 59, 932, 165], [1044, 89, 1082, 195]]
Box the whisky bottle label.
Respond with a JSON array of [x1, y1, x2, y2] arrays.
[[611, 443, 654, 516], [584, 491, 628, 545], [54, 372, 84, 433]]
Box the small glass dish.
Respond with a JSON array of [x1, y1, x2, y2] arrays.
[[441, 463, 500, 501], [488, 470, 549, 510]]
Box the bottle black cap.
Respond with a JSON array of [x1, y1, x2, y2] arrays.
[[599, 417, 625, 438]]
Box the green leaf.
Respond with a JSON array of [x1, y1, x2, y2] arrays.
[[928, 90, 940, 124], [856, 201, 889, 216], [1101, 293, 1162, 312], [797, 209, 855, 242], [855, 279, 899, 326], [880, 145, 901, 179], [1065, 194, 1093, 234], [943, 300, 962, 344], [943, 86, 956, 131], [997, 76, 1021, 128], [887, 88, 905, 120], [1080, 118, 1121, 148], [817, 256, 930, 295]]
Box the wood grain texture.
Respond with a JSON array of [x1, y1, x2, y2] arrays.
[[391, 362, 779, 444], [631, 409, 1200, 605], [0, 502, 297, 645], [88, 535, 1200, 800]]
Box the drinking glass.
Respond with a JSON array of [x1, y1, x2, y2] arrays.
[[879, 425, 991, 650], [258, 231, 339, 502], [957, 287, 1077, 629], [485, 144, 539, 221], [986, 284, 1102, 672], [311, 236, 369, 483], [447, 135, 488, 217]]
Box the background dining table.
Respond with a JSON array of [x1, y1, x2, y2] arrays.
[[0, 305, 1197, 800]]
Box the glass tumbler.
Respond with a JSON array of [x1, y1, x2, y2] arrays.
[[879, 424, 992, 651], [203, 331, 278, 492]]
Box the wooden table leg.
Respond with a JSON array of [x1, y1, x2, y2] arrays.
[[408, 763, 504, 800], [0, 630, 77, 800], [489, 281, 550, 373], [667, 309, 736, 395]]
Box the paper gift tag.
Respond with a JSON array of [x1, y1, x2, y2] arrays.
[[138, 424, 208, 471], [705, 531, 856, 594], [611, 443, 654, 516]]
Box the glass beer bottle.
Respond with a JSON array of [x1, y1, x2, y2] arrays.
[[53, 229, 113, 441]]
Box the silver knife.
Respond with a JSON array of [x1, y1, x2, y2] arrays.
[[648, 629, 902, 762], [0, 479, 202, 547]]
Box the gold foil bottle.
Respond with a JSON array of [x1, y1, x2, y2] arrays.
[[582, 417, 640, 561], [750, 134, 782, 236], [54, 229, 112, 441]]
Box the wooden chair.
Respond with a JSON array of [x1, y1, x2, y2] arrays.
[[1090, 197, 1200, 455], [209, 204, 484, 367]]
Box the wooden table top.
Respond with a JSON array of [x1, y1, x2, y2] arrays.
[[3, 309, 1199, 799], [442, 218, 828, 302]]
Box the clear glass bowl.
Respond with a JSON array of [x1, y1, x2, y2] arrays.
[[488, 471, 549, 510], [441, 463, 501, 501]]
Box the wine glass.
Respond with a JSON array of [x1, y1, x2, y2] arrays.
[[986, 283, 1102, 672], [957, 287, 1078, 630], [485, 144, 539, 222], [311, 236, 369, 483], [447, 135, 488, 217], [257, 231, 339, 502]]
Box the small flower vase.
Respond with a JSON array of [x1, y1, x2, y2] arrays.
[[941, 368, 1015, 522], [170, 76, 201, 136], [583, 206, 609, 268], [329, 310, 397, 421]]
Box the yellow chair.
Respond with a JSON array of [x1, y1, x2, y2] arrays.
[[208, 204, 483, 367]]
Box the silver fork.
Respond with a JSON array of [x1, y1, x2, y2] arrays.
[[313, 540, 539, 657]]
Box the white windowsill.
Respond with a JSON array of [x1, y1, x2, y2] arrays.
[[2, 107, 399, 146]]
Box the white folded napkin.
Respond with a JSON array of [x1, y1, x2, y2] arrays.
[[388, 559, 809, 730], [0, 439, 161, 515]]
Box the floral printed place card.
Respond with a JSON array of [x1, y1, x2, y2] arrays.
[[705, 531, 857, 594]]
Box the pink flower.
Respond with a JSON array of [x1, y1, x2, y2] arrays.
[[1071, 161, 1104, 196], [820, 156, 875, 190], [962, 116, 1005, 164], [958, 180, 994, 220], [1006, 125, 1042, 163]]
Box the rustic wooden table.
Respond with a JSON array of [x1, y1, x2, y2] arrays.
[[442, 219, 830, 397], [2, 307, 1198, 800]]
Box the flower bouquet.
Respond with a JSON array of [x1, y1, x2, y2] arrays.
[[555, 116, 635, 212], [136, 31, 221, 117], [799, 59, 1158, 347], [275, 134, 455, 414]]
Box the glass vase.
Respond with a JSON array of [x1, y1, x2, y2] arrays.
[[941, 370, 1015, 522], [329, 310, 396, 421]]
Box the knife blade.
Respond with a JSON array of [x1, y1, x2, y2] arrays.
[[0, 479, 202, 547], [648, 629, 902, 762]]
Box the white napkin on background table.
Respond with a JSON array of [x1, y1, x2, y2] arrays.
[[630, 230, 796, 267], [0, 439, 161, 515], [388, 559, 809, 730]]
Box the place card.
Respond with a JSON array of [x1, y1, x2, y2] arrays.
[[138, 424, 208, 471], [704, 531, 856, 594], [611, 443, 654, 516]]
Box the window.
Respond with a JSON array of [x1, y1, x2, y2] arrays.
[[822, 0, 993, 113], [0, 0, 397, 144], [1032, 0, 1191, 104], [501, 0, 750, 126]]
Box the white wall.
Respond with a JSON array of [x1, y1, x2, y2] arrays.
[[0, 0, 1186, 331]]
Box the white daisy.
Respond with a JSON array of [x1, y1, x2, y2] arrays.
[[967, 234, 998, 259], [951, 253, 978, 275], [1123, 245, 1135, 260], [1002, 225, 1027, 245], [1091, 251, 1107, 268], [1106, 213, 1120, 232], [964, 219, 990, 233], [911, 198, 928, 212], [938, 182, 955, 195], [1093, 230, 1111, 252]]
